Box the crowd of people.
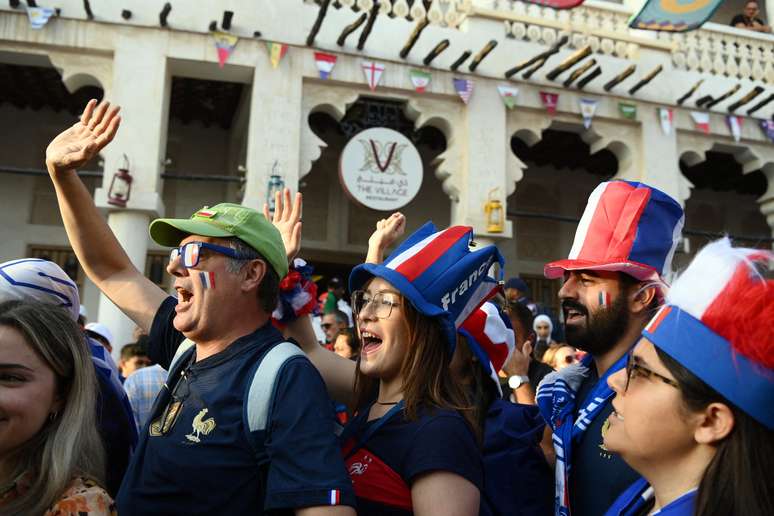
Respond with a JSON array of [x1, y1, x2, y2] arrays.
[[0, 99, 771, 516]]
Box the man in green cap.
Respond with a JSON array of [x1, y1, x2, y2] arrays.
[[44, 99, 355, 515]]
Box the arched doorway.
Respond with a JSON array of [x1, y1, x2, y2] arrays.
[[678, 150, 770, 271], [302, 96, 449, 286]]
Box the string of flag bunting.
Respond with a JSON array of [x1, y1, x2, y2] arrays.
[[17, 1, 773, 143]]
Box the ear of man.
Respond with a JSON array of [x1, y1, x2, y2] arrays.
[[625, 281, 659, 317], [240, 259, 268, 294]]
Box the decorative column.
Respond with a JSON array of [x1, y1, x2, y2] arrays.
[[94, 33, 168, 358], [455, 80, 515, 240], [242, 44, 304, 211]]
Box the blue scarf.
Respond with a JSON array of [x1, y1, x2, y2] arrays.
[[605, 478, 697, 516], [536, 352, 629, 515]]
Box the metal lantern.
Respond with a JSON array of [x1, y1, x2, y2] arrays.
[[108, 154, 133, 208], [484, 188, 504, 233], [266, 161, 284, 214]]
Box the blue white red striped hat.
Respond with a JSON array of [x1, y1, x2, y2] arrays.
[[643, 238, 774, 429], [349, 222, 504, 350], [544, 181, 684, 282], [459, 301, 515, 396], [0, 258, 80, 321]]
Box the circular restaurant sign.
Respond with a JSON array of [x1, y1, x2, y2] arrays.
[[339, 127, 423, 211]]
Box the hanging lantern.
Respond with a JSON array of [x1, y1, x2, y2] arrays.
[[108, 154, 133, 208], [266, 160, 285, 214], [484, 188, 504, 233]]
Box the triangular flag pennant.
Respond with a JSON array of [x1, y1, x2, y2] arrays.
[[362, 61, 385, 91], [759, 120, 774, 143], [497, 85, 519, 110], [540, 91, 559, 115], [410, 70, 432, 93], [453, 78, 474, 104], [579, 98, 598, 129], [659, 107, 674, 135], [726, 115, 743, 142], [314, 52, 337, 80], [619, 102, 637, 120], [266, 42, 289, 69], [213, 32, 239, 68], [690, 111, 710, 134], [27, 7, 55, 29]]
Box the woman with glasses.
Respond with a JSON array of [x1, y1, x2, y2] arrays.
[[0, 301, 114, 515], [270, 195, 500, 515], [602, 239, 774, 516]]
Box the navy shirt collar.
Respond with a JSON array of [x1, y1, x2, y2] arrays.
[[189, 320, 284, 370]]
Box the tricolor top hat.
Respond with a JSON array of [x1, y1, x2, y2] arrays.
[[643, 238, 773, 430], [544, 181, 684, 283], [350, 222, 504, 351]]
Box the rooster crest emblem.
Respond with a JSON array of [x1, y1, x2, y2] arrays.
[[186, 408, 216, 443]]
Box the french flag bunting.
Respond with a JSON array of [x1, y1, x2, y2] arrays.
[[453, 78, 474, 104], [314, 52, 337, 79]]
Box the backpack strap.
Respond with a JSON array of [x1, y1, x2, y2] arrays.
[[167, 338, 196, 377], [244, 341, 304, 451]]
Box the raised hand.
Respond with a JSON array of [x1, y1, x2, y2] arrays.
[[503, 339, 532, 377], [45, 99, 121, 175], [366, 212, 406, 264], [263, 188, 302, 263]]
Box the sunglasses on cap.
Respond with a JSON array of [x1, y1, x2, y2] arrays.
[[169, 241, 253, 269]]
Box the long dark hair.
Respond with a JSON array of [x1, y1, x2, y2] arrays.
[[452, 337, 495, 443], [352, 295, 475, 435], [657, 348, 774, 516]]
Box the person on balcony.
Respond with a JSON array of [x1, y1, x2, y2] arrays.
[[731, 1, 771, 33]]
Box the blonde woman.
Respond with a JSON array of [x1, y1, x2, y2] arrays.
[[0, 301, 113, 515]]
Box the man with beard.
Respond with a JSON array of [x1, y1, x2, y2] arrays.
[[536, 181, 684, 516]]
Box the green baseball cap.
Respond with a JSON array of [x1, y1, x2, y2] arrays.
[[149, 203, 289, 278]]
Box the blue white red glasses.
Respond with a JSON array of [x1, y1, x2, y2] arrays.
[[169, 242, 250, 268]]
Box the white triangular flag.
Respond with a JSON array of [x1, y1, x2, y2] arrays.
[[579, 98, 598, 129], [659, 108, 673, 136], [726, 115, 743, 142], [361, 60, 385, 91]]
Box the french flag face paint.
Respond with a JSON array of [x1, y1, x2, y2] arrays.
[[199, 271, 216, 290], [598, 290, 611, 308], [328, 489, 340, 505]]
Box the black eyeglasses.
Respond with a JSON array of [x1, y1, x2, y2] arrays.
[[624, 352, 680, 392], [351, 290, 401, 320]]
